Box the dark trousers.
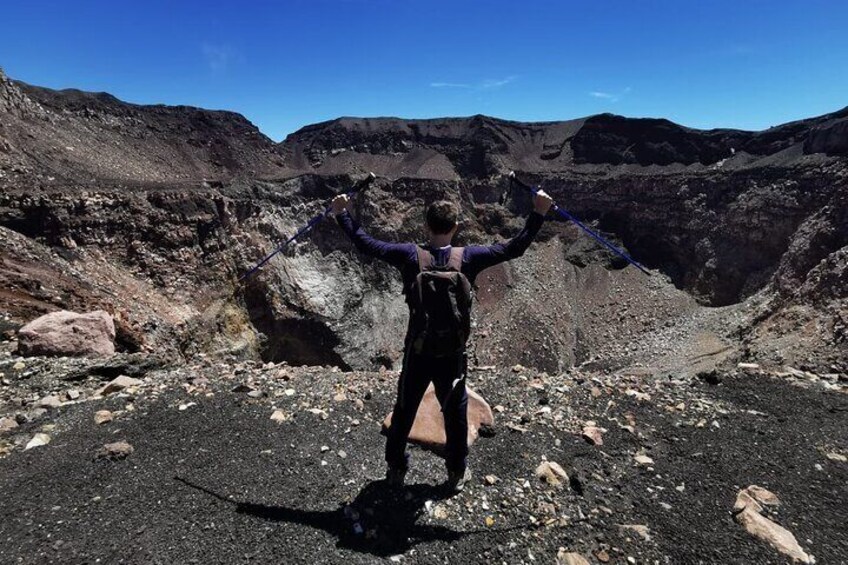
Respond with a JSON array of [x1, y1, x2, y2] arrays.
[[385, 345, 469, 473]]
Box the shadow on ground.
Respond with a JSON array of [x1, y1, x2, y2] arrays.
[[175, 476, 509, 557]]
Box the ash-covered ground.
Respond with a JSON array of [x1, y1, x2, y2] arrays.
[[0, 327, 846, 564]]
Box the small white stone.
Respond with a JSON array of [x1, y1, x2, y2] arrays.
[[25, 433, 50, 450], [634, 454, 654, 466]]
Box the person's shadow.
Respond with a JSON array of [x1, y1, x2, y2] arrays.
[[175, 477, 499, 557]]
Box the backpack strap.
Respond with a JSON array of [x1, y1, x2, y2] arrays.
[[416, 247, 433, 272], [448, 247, 464, 272], [417, 246, 463, 272]]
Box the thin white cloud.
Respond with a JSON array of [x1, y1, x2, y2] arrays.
[[430, 76, 517, 90], [430, 82, 471, 88], [480, 75, 517, 89], [202, 43, 236, 72], [589, 86, 632, 102]]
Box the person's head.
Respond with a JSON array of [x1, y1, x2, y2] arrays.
[[425, 200, 459, 239]]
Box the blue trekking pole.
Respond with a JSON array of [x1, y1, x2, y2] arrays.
[[239, 172, 377, 282], [509, 172, 651, 276]]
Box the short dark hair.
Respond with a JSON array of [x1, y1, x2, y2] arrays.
[[426, 200, 459, 234]]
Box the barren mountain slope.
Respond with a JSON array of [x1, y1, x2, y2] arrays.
[[0, 69, 290, 186], [0, 69, 845, 374]]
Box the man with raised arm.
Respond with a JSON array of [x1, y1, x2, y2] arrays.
[[331, 189, 552, 494]]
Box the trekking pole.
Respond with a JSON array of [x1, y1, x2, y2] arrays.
[[509, 172, 651, 276], [239, 172, 377, 282]]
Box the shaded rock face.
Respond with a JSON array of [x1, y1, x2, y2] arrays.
[[1, 69, 846, 371], [570, 114, 742, 166], [775, 189, 848, 303], [17, 310, 115, 358]]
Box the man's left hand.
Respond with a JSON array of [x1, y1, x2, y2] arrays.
[[534, 190, 553, 216], [330, 194, 350, 216]]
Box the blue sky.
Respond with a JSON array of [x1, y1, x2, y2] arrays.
[[2, 0, 846, 140]]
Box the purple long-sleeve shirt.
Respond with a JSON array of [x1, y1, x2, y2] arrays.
[[335, 210, 545, 301]]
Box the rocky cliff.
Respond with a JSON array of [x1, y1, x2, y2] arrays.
[[1, 68, 845, 372]]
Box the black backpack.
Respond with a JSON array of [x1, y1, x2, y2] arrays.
[[408, 246, 473, 357]]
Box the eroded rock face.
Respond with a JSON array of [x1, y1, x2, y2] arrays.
[[17, 310, 115, 358]]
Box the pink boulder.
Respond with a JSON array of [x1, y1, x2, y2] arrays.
[[17, 310, 116, 358], [382, 383, 494, 456]]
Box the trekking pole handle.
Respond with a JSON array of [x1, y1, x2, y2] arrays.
[[508, 171, 651, 276], [508, 171, 563, 212], [240, 172, 377, 281], [509, 171, 545, 196], [323, 172, 377, 216]]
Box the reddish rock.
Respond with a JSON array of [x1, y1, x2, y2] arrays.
[[535, 460, 569, 487], [382, 384, 494, 455], [735, 506, 813, 563], [96, 441, 134, 460], [94, 410, 114, 425], [0, 417, 19, 433], [733, 485, 814, 563], [17, 310, 115, 358], [556, 551, 590, 565], [96, 375, 142, 396], [582, 425, 605, 446]]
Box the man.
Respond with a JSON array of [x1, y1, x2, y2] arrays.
[[331, 189, 553, 493]]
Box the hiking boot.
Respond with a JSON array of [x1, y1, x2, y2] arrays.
[[445, 468, 471, 494], [386, 453, 410, 487], [386, 465, 408, 487]]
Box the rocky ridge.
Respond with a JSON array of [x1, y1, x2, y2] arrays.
[[0, 68, 845, 373]]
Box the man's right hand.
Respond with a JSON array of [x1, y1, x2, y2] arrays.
[[330, 194, 350, 216]]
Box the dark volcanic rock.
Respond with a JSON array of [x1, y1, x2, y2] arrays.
[[569, 114, 741, 166]]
